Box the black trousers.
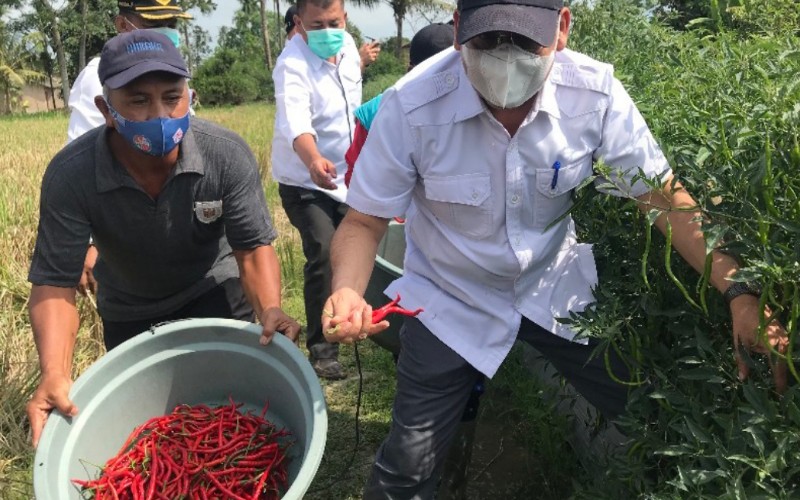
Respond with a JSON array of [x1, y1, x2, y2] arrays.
[[278, 184, 348, 360], [364, 316, 630, 499], [101, 278, 255, 351]]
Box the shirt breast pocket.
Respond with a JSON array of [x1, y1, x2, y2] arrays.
[[533, 159, 590, 229], [423, 173, 493, 239]]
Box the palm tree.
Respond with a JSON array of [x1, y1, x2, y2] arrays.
[[31, 0, 70, 105], [179, 0, 217, 73], [351, 0, 450, 60], [0, 28, 45, 113], [259, 0, 273, 68]]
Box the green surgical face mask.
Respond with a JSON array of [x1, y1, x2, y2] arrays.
[[124, 17, 181, 48], [149, 27, 181, 48], [306, 28, 345, 59]]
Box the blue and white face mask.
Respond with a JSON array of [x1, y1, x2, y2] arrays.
[[105, 99, 190, 157]]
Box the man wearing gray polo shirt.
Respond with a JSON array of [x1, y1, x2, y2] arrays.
[[25, 31, 300, 449]]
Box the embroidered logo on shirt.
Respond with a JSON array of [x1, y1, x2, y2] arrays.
[[194, 200, 223, 223]]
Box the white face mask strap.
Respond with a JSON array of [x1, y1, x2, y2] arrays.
[[122, 16, 140, 31]]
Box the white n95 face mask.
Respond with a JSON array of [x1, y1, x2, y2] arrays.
[[461, 42, 555, 109]]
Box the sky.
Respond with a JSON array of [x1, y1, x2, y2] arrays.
[[191, 2, 455, 46]]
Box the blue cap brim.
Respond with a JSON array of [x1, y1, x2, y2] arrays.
[[104, 61, 191, 89]]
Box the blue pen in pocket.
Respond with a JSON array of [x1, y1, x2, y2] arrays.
[[550, 161, 561, 190]]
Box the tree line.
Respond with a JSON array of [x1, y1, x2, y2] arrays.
[[0, 0, 457, 112], [2, 0, 795, 114]]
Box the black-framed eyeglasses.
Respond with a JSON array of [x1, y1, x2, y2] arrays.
[[467, 31, 544, 53]]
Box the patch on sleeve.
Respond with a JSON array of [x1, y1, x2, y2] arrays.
[[194, 200, 223, 223], [398, 70, 461, 114], [550, 63, 614, 95]]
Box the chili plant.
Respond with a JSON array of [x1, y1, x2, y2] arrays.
[[555, 0, 800, 496]]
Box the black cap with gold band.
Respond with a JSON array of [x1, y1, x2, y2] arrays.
[[118, 0, 193, 20]]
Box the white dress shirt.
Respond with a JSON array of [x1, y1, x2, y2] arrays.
[[271, 32, 362, 203], [348, 48, 672, 377], [67, 57, 104, 143]]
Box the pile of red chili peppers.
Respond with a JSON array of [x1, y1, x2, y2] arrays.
[[73, 399, 293, 500]]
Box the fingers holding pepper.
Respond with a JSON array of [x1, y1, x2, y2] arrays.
[[322, 292, 422, 343], [322, 289, 384, 343]]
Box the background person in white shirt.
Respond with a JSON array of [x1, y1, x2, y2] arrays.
[[285, 4, 381, 67], [271, 0, 363, 380], [322, 0, 789, 496]]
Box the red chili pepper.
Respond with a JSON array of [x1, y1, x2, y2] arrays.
[[372, 294, 424, 323]]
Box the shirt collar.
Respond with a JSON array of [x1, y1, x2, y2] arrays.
[[537, 66, 561, 119], [95, 124, 203, 194]]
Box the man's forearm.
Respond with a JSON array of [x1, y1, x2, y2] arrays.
[[293, 133, 323, 169], [637, 179, 739, 293], [29, 285, 80, 377], [331, 209, 389, 295], [234, 246, 282, 320]]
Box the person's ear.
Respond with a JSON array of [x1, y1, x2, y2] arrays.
[[556, 7, 570, 51], [113, 15, 128, 34], [453, 11, 461, 50], [94, 96, 114, 127]]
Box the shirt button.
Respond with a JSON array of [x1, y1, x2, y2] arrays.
[[472, 192, 479, 200], [511, 195, 520, 204], [515, 237, 521, 246], [445, 74, 455, 87]]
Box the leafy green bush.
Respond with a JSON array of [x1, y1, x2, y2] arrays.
[[192, 48, 272, 106], [364, 49, 406, 84], [362, 72, 404, 102], [652, 0, 800, 35], [559, 0, 800, 496]]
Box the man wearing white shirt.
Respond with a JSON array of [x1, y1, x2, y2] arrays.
[[322, 0, 789, 496], [271, 0, 362, 380]]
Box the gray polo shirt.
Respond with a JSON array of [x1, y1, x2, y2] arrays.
[[29, 119, 277, 322]]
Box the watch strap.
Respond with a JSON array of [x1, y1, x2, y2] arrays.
[[723, 281, 762, 305]]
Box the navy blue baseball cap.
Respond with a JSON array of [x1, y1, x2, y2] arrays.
[[98, 30, 190, 89], [458, 0, 563, 47]]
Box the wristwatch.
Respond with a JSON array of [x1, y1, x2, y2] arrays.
[[723, 281, 762, 305]]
